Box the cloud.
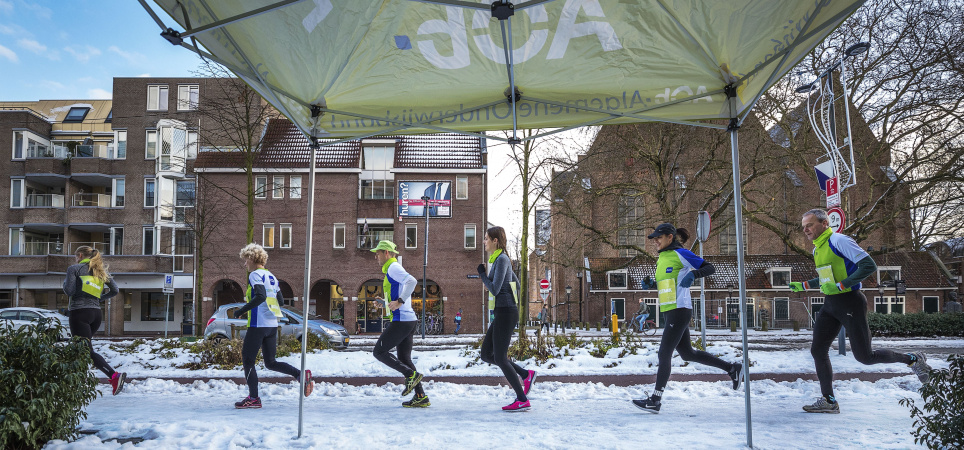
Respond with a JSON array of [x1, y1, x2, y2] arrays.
[[16, 37, 58, 61], [0, 0, 12, 14], [20, 2, 50, 19], [137, 73, 151, 77], [37, 80, 65, 91], [87, 88, 112, 99], [0, 24, 14, 34], [0, 43, 17, 62], [64, 45, 101, 63], [109, 45, 145, 65]]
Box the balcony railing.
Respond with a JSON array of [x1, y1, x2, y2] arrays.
[[72, 193, 111, 207], [21, 241, 66, 256], [26, 194, 65, 207], [68, 242, 109, 255], [73, 144, 111, 158], [27, 146, 71, 158]]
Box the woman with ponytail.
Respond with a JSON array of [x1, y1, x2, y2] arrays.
[[63, 246, 125, 395]]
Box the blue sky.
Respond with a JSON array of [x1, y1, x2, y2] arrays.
[[0, 0, 201, 101]]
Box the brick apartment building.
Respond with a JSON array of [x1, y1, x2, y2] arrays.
[[194, 118, 489, 334], [531, 108, 956, 329]]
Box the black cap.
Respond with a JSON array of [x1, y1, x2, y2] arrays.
[[647, 223, 677, 239]]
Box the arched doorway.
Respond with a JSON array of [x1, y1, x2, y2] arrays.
[[412, 279, 443, 334], [357, 279, 388, 334], [310, 279, 344, 324], [277, 280, 294, 308], [214, 279, 244, 308]]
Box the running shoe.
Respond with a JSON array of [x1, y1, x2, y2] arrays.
[[401, 371, 423, 396], [403, 394, 431, 408], [109, 372, 126, 396], [523, 370, 537, 395], [632, 396, 661, 414], [729, 363, 743, 390], [303, 370, 314, 397], [235, 396, 262, 409], [802, 397, 839, 414], [908, 352, 931, 384], [502, 399, 531, 412]]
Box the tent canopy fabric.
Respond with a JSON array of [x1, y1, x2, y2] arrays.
[[145, 0, 863, 142]]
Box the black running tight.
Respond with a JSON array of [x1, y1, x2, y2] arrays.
[[373, 320, 425, 396], [68, 308, 116, 378], [241, 326, 301, 398], [655, 308, 733, 391], [480, 306, 528, 401]]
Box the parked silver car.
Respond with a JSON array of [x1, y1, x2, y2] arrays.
[[0, 307, 71, 341], [204, 303, 350, 350]]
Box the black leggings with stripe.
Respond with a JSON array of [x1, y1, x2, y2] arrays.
[[655, 307, 734, 391]]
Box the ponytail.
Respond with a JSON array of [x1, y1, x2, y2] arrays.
[[676, 228, 690, 245], [76, 246, 110, 283]]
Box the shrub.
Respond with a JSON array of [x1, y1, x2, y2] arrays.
[[0, 319, 99, 449], [178, 330, 331, 370], [900, 354, 964, 449], [868, 312, 964, 337]]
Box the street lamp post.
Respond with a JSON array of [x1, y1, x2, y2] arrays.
[[565, 285, 572, 329], [420, 195, 430, 339]]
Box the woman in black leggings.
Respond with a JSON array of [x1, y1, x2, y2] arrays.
[[477, 226, 535, 412], [64, 246, 125, 395], [632, 224, 742, 413]]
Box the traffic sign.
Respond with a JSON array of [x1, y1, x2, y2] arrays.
[[696, 210, 711, 242], [540, 279, 550, 290], [540, 291, 549, 301], [827, 207, 846, 233], [826, 177, 840, 207]]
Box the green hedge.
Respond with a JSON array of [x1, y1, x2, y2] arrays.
[[868, 312, 964, 337]]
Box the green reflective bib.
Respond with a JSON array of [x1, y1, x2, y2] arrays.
[[812, 228, 853, 294], [79, 275, 104, 298], [657, 278, 677, 312], [488, 281, 520, 309]]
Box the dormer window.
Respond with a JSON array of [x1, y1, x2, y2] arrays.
[[360, 142, 395, 200], [608, 271, 627, 289], [767, 267, 791, 288], [64, 107, 90, 123], [877, 266, 901, 285]]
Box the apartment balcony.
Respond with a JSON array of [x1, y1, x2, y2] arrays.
[[27, 194, 65, 208], [66, 206, 117, 224], [21, 241, 66, 256], [22, 207, 66, 225], [26, 145, 71, 159], [71, 193, 111, 207], [0, 254, 191, 275], [23, 157, 69, 175], [70, 156, 116, 174]]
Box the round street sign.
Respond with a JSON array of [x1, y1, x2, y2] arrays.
[[827, 207, 846, 233], [540, 279, 550, 290]]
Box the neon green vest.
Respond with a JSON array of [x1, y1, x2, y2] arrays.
[[77, 258, 105, 297], [655, 250, 683, 312], [812, 228, 853, 294], [485, 250, 519, 309], [244, 284, 283, 326]]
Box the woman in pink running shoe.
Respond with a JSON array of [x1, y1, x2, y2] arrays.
[[476, 226, 536, 412]]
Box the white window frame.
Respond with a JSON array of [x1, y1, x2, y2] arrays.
[[608, 271, 628, 289], [186, 130, 198, 159], [280, 223, 292, 249], [145, 130, 157, 159], [255, 176, 267, 199], [463, 224, 476, 249], [9, 227, 23, 256], [142, 226, 157, 255], [10, 178, 25, 208], [147, 85, 169, 111], [774, 297, 790, 320], [177, 84, 199, 111], [767, 267, 791, 288], [405, 223, 417, 249], [263, 224, 275, 248], [289, 175, 302, 199], [112, 178, 125, 207], [272, 176, 285, 199], [144, 178, 156, 207], [456, 175, 468, 200], [877, 266, 902, 285], [333, 223, 346, 249], [110, 226, 124, 255], [874, 296, 905, 314], [611, 298, 626, 321], [113, 129, 127, 159], [13, 131, 24, 160]]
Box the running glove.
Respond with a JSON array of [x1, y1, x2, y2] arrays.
[[477, 263, 487, 275], [789, 282, 805, 292], [233, 309, 244, 319], [820, 281, 846, 295], [679, 272, 695, 288]]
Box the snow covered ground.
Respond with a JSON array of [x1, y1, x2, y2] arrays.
[[45, 332, 959, 449]]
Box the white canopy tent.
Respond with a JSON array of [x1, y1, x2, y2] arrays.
[[139, 0, 865, 446]]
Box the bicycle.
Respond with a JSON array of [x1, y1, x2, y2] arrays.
[[630, 313, 657, 335]]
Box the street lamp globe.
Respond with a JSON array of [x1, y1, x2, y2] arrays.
[[565, 285, 572, 295]]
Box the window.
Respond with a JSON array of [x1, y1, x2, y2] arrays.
[[112, 178, 125, 207], [290, 176, 302, 199], [617, 191, 645, 257], [263, 224, 275, 248], [875, 296, 905, 314], [10, 179, 24, 208], [144, 178, 156, 207], [809, 297, 824, 323], [141, 292, 172, 321], [174, 230, 193, 255], [110, 227, 124, 255], [611, 298, 625, 321], [143, 227, 156, 255], [877, 267, 901, 285], [145, 130, 157, 159], [64, 107, 89, 123], [405, 224, 417, 248], [272, 176, 285, 199], [186, 130, 198, 159], [147, 85, 169, 111], [923, 296, 939, 313], [333, 223, 345, 249], [608, 272, 628, 289], [255, 176, 267, 199], [9, 228, 22, 256], [719, 201, 748, 256], [358, 224, 393, 250], [177, 84, 199, 111], [106, 110, 112, 123], [13, 131, 24, 159], [114, 130, 127, 159], [280, 224, 292, 249], [464, 224, 477, 249], [456, 176, 468, 200], [176, 180, 195, 206], [774, 297, 790, 320], [360, 145, 394, 199], [768, 268, 791, 288]]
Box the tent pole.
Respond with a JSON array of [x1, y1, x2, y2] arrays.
[[297, 106, 322, 439], [726, 84, 753, 448]]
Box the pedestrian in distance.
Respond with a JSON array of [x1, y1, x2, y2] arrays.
[[633, 223, 743, 414], [64, 246, 126, 395], [233, 243, 313, 409], [790, 209, 931, 414], [370, 240, 430, 408], [540, 306, 551, 334], [454, 308, 462, 335], [477, 226, 536, 412]]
